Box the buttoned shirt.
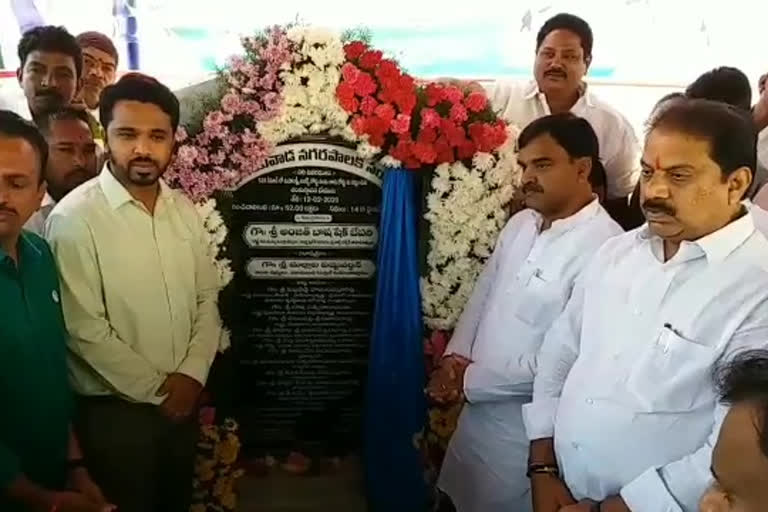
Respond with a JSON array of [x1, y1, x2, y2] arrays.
[[486, 80, 641, 200], [524, 213, 768, 511], [46, 169, 222, 405], [0, 232, 72, 512], [438, 198, 622, 512]]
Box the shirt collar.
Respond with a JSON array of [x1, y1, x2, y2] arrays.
[[0, 232, 43, 268], [99, 166, 173, 211], [524, 80, 594, 108], [535, 195, 601, 235], [41, 192, 55, 208], [637, 208, 755, 264]]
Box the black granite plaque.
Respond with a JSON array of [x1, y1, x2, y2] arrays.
[[228, 140, 382, 455]]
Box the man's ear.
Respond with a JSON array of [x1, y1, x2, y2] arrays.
[[728, 166, 752, 204], [576, 156, 593, 182], [585, 55, 592, 70], [16, 67, 23, 85]]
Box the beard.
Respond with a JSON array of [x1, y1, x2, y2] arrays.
[[111, 156, 167, 187]]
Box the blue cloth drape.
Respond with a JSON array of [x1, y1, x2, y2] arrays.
[[365, 168, 427, 512]]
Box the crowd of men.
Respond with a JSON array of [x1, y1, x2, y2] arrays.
[[2, 11, 768, 512], [429, 12, 768, 512], [1, 26, 220, 512]]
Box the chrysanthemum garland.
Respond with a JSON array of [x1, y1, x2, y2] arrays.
[[169, 24, 520, 332]]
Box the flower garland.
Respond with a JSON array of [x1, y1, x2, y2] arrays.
[[190, 418, 244, 512], [170, 23, 520, 339], [422, 127, 521, 330]]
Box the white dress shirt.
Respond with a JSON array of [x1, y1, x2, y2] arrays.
[[23, 192, 55, 236], [524, 213, 768, 512], [438, 198, 622, 512], [46, 169, 222, 404], [486, 80, 641, 200]]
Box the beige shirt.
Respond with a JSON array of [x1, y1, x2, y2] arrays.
[[486, 80, 641, 200], [46, 169, 221, 404]]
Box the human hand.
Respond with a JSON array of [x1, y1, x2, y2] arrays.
[[68, 468, 112, 510], [599, 496, 631, 512], [531, 473, 575, 512], [157, 373, 203, 422], [426, 355, 471, 404], [558, 500, 596, 512], [49, 491, 115, 512]]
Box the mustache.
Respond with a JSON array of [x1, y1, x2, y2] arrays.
[[129, 157, 159, 169], [642, 199, 677, 216], [0, 205, 18, 216], [545, 68, 567, 78], [522, 182, 544, 194], [35, 88, 63, 99]]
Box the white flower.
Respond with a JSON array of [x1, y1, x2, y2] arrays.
[[422, 123, 522, 329], [379, 155, 401, 168]]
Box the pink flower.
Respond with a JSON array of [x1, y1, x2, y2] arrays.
[[341, 63, 362, 83], [221, 93, 242, 114], [442, 85, 464, 104], [360, 96, 378, 116], [391, 114, 412, 135]]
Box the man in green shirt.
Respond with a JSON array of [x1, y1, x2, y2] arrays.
[[0, 110, 112, 512]]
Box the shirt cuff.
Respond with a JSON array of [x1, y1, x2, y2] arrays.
[[522, 397, 559, 440], [176, 356, 211, 386], [620, 467, 682, 512]]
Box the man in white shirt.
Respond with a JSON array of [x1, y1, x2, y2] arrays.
[[15, 26, 81, 123], [429, 114, 623, 512], [699, 350, 768, 512], [525, 99, 768, 512], [486, 14, 640, 224], [46, 73, 221, 512], [24, 107, 98, 235]]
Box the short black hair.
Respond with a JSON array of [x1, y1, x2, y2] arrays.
[[536, 13, 593, 61], [100, 73, 180, 132], [518, 113, 604, 186], [37, 107, 91, 137], [649, 98, 757, 177], [715, 350, 768, 459], [17, 25, 82, 78], [0, 110, 49, 180], [686, 67, 752, 111]]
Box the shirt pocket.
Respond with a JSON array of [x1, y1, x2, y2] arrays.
[[514, 271, 568, 327], [625, 325, 718, 413]]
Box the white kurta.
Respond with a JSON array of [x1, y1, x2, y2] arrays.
[[486, 80, 641, 200], [438, 198, 622, 512], [525, 214, 768, 512]]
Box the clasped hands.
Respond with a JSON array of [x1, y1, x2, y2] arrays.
[[426, 354, 471, 405], [156, 372, 203, 422]]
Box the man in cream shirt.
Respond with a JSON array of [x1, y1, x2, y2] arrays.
[[525, 100, 768, 512], [429, 114, 622, 512], [46, 74, 221, 512], [486, 14, 640, 224]]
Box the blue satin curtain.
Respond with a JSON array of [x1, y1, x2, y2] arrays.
[[365, 168, 427, 512]]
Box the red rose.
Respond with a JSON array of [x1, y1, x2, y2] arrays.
[[339, 94, 360, 113], [353, 72, 378, 97], [341, 63, 361, 84], [374, 103, 396, 124], [336, 82, 356, 102], [412, 141, 437, 164], [457, 139, 477, 160], [376, 59, 400, 81], [390, 136, 414, 162], [391, 114, 412, 135], [360, 96, 379, 116], [394, 90, 417, 116], [442, 85, 465, 104], [464, 91, 488, 113], [450, 103, 469, 124], [434, 136, 455, 164], [417, 127, 438, 144], [425, 83, 444, 107], [420, 108, 441, 130], [359, 50, 384, 71], [351, 116, 367, 135], [441, 119, 466, 147], [344, 41, 368, 60]]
